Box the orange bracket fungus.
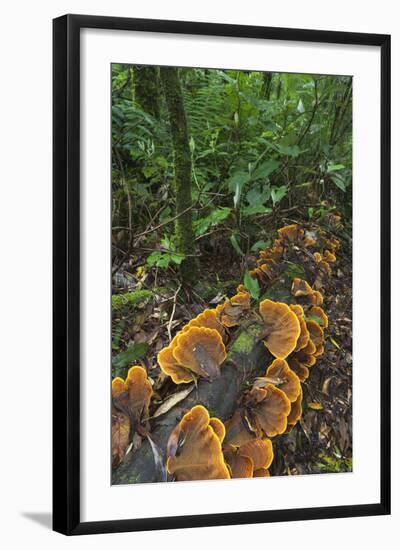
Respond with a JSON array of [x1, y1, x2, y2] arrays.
[[173, 326, 227, 380], [309, 306, 329, 328], [263, 358, 301, 402], [288, 357, 310, 382], [292, 278, 324, 306], [111, 366, 153, 467], [223, 447, 253, 478], [112, 220, 341, 483], [323, 249, 336, 263], [258, 299, 300, 359], [157, 338, 195, 385], [112, 366, 153, 435], [224, 438, 274, 479], [166, 405, 230, 481], [158, 326, 227, 383], [306, 319, 324, 356], [294, 338, 318, 367], [182, 308, 227, 341], [290, 303, 310, 351], [224, 410, 258, 447], [215, 290, 251, 327], [278, 224, 304, 243], [309, 290, 324, 306], [243, 384, 291, 437], [292, 277, 313, 297], [285, 386, 303, 433]]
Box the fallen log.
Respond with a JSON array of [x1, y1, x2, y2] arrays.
[[112, 324, 269, 484]]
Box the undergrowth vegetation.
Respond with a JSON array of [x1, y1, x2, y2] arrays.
[[111, 65, 352, 483]]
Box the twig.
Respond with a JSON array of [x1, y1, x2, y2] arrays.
[[167, 283, 182, 342], [297, 78, 319, 145]]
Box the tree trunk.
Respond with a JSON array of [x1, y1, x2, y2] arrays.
[[112, 324, 269, 484], [160, 67, 198, 284], [261, 71, 273, 100], [133, 66, 161, 119]]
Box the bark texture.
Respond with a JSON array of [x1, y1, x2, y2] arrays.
[[133, 66, 161, 119], [160, 67, 198, 284]]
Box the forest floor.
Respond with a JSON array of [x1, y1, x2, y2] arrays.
[[112, 211, 353, 476]]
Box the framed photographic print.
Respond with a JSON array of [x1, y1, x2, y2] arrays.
[[53, 14, 391, 535]]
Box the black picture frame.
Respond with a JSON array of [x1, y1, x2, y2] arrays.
[[53, 14, 391, 536]]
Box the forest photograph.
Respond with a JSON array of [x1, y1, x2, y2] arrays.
[[111, 64, 352, 485]]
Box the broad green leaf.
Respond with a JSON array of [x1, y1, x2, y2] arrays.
[[228, 171, 251, 208], [271, 185, 288, 205], [251, 159, 280, 180], [194, 207, 231, 236], [243, 271, 260, 299], [112, 343, 149, 371], [146, 251, 163, 267], [170, 254, 185, 265], [246, 185, 271, 206], [331, 175, 346, 192]]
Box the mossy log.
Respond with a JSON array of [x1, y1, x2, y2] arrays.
[[112, 325, 269, 485]]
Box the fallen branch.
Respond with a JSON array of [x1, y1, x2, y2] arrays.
[[112, 325, 268, 484]]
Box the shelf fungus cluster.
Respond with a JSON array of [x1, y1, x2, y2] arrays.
[[157, 289, 252, 384], [158, 325, 227, 383], [112, 366, 153, 468], [111, 222, 340, 481], [166, 405, 231, 481]]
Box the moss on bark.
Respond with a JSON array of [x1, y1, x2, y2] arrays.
[[160, 67, 198, 284]]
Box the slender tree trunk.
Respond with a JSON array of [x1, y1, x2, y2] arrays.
[[160, 67, 198, 284], [133, 66, 161, 119], [261, 71, 273, 100]]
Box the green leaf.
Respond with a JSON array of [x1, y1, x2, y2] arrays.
[[251, 159, 280, 180], [331, 175, 346, 192], [241, 205, 272, 217], [263, 280, 290, 302], [243, 271, 260, 299], [194, 207, 231, 236], [112, 290, 152, 311], [229, 234, 244, 256], [228, 171, 251, 208], [146, 251, 164, 267], [306, 314, 325, 326], [170, 254, 184, 265], [297, 98, 305, 113], [246, 185, 271, 206], [112, 343, 149, 371], [250, 239, 271, 252], [271, 185, 288, 206], [283, 261, 306, 280], [275, 144, 301, 157], [327, 163, 345, 173]]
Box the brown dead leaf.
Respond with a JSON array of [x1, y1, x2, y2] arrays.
[[152, 384, 195, 418], [112, 411, 130, 469]]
